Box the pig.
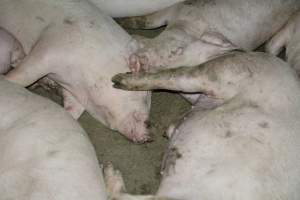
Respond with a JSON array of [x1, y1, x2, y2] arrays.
[[110, 52, 300, 200], [266, 10, 300, 75], [0, 76, 108, 200], [118, 0, 300, 73], [1, 0, 151, 142], [88, 0, 186, 18]]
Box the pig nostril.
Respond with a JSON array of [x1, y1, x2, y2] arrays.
[[144, 120, 152, 128]]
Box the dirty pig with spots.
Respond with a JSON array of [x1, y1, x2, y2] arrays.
[[266, 10, 300, 75], [119, 0, 300, 73], [0, 76, 108, 200], [1, 0, 151, 142], [88, 0, 186, 18], [111, 52, 300, 200]]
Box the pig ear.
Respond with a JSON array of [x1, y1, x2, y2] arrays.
[[200, 31, 237, 49]]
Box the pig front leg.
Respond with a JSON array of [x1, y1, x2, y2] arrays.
[[62, 89, 85, 119], [129, 29, 237, 72], [0, 28, 25, 74], [266, 11, 300, 73], [104, 163, 126, 199], [5, 34, 54, 86], [265, 19, 294, 56]]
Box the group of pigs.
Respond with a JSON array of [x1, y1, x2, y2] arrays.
[[1, 0, 300, 199]]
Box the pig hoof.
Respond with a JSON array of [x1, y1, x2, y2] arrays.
[[111, 73, 131, 90], [165, 124, 176, 139], [104, 162, 126, 198]]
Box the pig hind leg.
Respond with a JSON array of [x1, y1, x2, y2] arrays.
[[116, 4, 179, 29]]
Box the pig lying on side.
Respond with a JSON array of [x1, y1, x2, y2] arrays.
[[0, 76, 108, 200], [266, 10, 300, 75], [118, 0, 300, 73], [0, 0, 150, 142], [110, 52, 300, 200], [88, 0, 186, 18]]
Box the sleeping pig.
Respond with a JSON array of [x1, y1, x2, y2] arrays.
[[0, 0, 150, 142], [110, 52, 300, 200], [0, 76, 108, 200], [118, 0, 300, 73]]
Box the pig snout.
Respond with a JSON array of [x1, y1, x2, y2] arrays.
[[118, 111, 151, 143]]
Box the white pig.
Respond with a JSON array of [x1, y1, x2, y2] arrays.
[[110, 52, 300, 200], [88, 0, 186, 18], [266, 10, 300, 75], [1, 0, 151, 142], [0, 76, 108, 200], [118, 0, 300, 73]]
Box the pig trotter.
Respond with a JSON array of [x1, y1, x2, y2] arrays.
[[104, 162, 126, 199], [112, 73, 133, 90], [62, 89, 85, 119]]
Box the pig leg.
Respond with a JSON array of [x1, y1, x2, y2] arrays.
[[112, 66, 215, 92], [116, 4, 180, 29], [265, 20, 294, 56], [62, 89, 85, 119], [104, 162, 126, 199], [5, 38, 53, 86], [5, 24, 76, 87], [112, 54, 252, 100], [0, 28, 25, 74]]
